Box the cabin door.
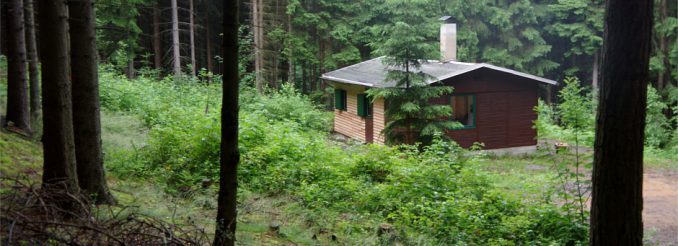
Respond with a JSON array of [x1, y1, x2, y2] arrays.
[[365, 105, 374, 143]]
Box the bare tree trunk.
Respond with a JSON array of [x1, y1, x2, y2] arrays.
[[590, 1, 653, 245], [153, 3, 162, 71], [592, 50, 599, 90], [287, 12, 293, 83], [253, 0, 264, 93], [214, 0, 240, 245], [37, 0, 79, 194], [5, 0, 31, 134], [189, 0, 196, 77], [68, 0, 116, 205], [171, 0, 181, 79], [24, 0, 39, 122], [206, 4, 212, 82], [657, 0, 667, 90]]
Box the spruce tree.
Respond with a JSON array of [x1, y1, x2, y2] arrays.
[[368, 22, 458, 145]]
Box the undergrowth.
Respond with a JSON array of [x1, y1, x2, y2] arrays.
[[98, 69, 588, 244]]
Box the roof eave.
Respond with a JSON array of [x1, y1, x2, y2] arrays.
[[320, 75, 375, 87]]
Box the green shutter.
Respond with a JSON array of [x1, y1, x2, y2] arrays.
[[357, 94, 367, 117], [335, 90, 346, 110]]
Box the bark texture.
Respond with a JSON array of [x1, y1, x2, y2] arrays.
[[171, 0, 181, 79], [5, 0, 31, 133], [37, 0, 79, 194], [214, 1, 239, 245], [68, 0, 116, 205], [590, 1, 653, 245], [152, 3, 162, 71], [189, 0, 196, 76], [24, 0, 39, 121]]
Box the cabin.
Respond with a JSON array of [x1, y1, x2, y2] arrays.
[[320, 19, 557, 149]]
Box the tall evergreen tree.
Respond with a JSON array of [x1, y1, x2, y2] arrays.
[[37, 0, 79, 194], [368, 22, 457, 145], [69, 0, 116, 205], [5, 0, 31, 134], [171, 0, 181, 79], [214, 0, 240, 244], [24, 0, 39, 121], [590, 0, 653, 244]]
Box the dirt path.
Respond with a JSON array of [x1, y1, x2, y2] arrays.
[[644, 170, 678, 245]]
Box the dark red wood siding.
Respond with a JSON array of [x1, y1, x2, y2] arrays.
[[440, 68, 539, 149]]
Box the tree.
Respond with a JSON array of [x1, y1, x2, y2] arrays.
[[37, 0, 79, 194], [152, 2, 162, 71], [590, 0, 653, 245], [69, 0, 116, 205], [367, 22, 457, 145], [214, 0, 240, 244], [171, 0, 181, 79], [5, 0, 31, 134], [189, 0, 196, 77], [24, 0, 39, 121]]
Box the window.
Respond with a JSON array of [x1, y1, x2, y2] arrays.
[[334, 89, 347, 111], [450, 94, 475, 128], [357, 93, 371, 117]]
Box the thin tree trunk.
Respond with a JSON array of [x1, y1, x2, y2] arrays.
[[592, 51, 599, 90], [37, 0, 79, 194], [657, 0, 667, 90], [153, 3, 162, 71], [214, 0, 239, 245], [253, 0, 264, 93], [24, 0, 39, 122], [205, 2, 212, 81], [189, 0, 196, 77], [68, 0, 116, 205], [171, 0, 181, 79], [5, 0, 31, 134], [590, 1, 653, 245], [287, 12, 293, 83]]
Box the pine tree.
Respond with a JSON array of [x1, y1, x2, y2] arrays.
[[5, 0, 31, 134], [368, 22, 457, 145], [69, 0, 116, 205], [214, 0, 240, 244], [590, 0, 653, 244]]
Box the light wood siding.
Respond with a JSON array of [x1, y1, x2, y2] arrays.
[[372, 98, 386, 144], [333, 84, 367, 142]]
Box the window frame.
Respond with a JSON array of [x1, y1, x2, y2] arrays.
[[335, 89, 347, 111], [357, 93, 372, 117], [449, 93, 476, 130]]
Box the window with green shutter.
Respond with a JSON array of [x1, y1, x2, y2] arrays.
[[357, 93, 371, 117], [334, 89, 347, 111]]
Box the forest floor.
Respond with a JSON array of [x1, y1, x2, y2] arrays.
[[475, 151, 678, 246]]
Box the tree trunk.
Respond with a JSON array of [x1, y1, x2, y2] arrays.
[[153, 3, 162, 71], [253, 0, 264, 93], [657, 0, 668, 91], [171, 0, 181, 79], [592, 50, 599, 90], [68, 0, 116, 205], [205, 2, 212, 81], [590, 1, 653, 245], [24, 0, 39, 122], [214, 0, 240, 245], [37, 0, 79, 194], [189, 0, 196, 77], [5, 0, 31, 134]]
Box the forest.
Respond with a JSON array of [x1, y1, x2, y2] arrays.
[[0, 0, 676, 245]]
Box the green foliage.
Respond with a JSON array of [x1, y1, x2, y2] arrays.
[[96, 0, 148, 70], [100, 70, 586, 244], [535, 77, 596, 146], [368, 22, 457, 144], [645, 85, 672, 148]]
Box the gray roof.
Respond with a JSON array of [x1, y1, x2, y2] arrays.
[[320, 57, 557, 88]]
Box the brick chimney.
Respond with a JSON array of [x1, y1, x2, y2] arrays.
[[440, 16, 457, 62]]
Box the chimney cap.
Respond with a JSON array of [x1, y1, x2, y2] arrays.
[[439, 16, 456, 23]]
